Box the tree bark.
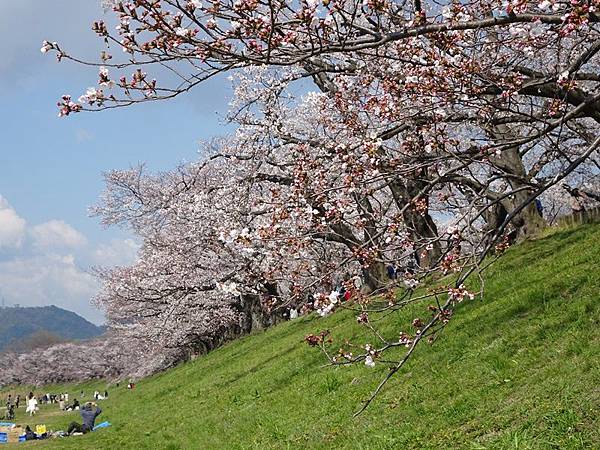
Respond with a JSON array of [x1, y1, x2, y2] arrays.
[[489, 125, 546, 240], [389, 174, 442, 269], [361, 261, 389, 293]]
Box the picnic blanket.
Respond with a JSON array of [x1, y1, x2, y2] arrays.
[[93, 421, 111, 431], [0, 424, 23, 443]]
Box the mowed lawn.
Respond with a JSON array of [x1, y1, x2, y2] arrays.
[[2, 224, 599, 449]]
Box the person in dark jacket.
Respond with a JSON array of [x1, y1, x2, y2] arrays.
[[67, 402, 102, 434], [24, 426, 37, 441], [4, 404, 15, 420]]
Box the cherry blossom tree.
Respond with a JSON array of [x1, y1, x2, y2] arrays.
[[0, 332, 188, 387], [0, 336, 125, 386], [90, 127, 371, 347], [41, 0, 600, 410]]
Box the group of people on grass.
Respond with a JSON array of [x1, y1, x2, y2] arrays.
[[284, 274, 364, 320], [5, 390, 107, 417], [4, 392, 40, 418], [5, 391, 98, 418], [19, 403, 102, 440], [3, 390, 105, 439]]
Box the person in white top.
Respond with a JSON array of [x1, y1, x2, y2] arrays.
[[26, 394, 38, 416]]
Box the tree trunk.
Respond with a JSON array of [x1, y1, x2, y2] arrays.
[[489, 125, 547, 240], [505, 192, 546, 240], [404, 207, 442, 268], [362, 260, 389, 293], [238, 291, 283, 333], [389, 175, 442, 269]]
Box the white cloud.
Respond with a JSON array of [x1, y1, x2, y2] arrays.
[[30, 219, 87, 249], [92, 238, 139, 267], [0, 197, 102, 322], [0, 195, 26, 249], [0, 253, 102, 324], [0, 197, 141, 324]]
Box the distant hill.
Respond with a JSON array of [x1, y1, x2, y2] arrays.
[[0, 305, 104, 353]]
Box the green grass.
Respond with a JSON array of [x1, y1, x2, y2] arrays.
[[2, 224, 600, 449]]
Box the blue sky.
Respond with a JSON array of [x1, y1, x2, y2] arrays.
[[0, 1, 231, 323]]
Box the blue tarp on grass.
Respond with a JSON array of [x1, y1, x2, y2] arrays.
[[93, 421, 111, 431]]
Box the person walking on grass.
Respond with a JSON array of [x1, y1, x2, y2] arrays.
[[67, 402, 102, 435], [26, 393, 38, 416], [4, 404, 15, 421]]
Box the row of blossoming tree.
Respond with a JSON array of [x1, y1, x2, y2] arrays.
[[0, 333, 185, 387], [36, 0, 600, 409]]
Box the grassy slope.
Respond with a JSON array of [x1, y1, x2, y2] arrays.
[[4, 224, 600, 449]]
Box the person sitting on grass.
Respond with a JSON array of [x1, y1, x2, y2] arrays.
[[24, 426, 37, 441], [66, 398, 80, 411], [67, 402, 102, 435]]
